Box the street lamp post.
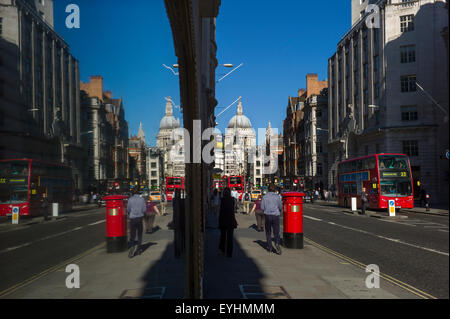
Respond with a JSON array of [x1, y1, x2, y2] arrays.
[[164, 63, 244, 84]]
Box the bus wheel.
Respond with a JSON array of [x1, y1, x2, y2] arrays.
[[344, 198, 348, 208]]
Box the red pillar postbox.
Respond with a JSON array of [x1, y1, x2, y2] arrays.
[[104, 195, 128, 253], [282, 192, 305, 249]]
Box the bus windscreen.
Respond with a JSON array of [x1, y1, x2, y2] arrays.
[[0, 161, 29, 204], [229, 177, 242, 184]]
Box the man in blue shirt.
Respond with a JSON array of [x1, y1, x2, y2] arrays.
[[261, 184, 283, 255], [127, 189, 147, 258]]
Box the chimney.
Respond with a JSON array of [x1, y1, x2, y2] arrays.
[[104, 91, 112, 99], [306, 73, 327, 98], [80, 75, 104, 101]]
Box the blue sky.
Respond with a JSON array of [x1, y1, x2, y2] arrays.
[[54, 1, 350, 146]]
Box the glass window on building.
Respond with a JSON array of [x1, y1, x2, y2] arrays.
[[401, 105, 418, 121], [400, 75, 416, 92], [403, 140, 419, 157], [400, 15, 414, 32], [151, 162, 157, 168], [400, 45, 416, 63], [151, 171, 157, 177]]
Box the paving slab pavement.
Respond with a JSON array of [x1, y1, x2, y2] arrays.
[[2, 206, 419, 299]]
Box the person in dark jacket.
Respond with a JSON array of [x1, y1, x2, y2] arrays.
[[145, 198, 161, 234], [127, 189, 147, 258], [41, 192, 49, 221], [218, 188, 238, 257], [261, 184, 283, 255], [250, 195, 264, 232], [360, 188, 368, 215]]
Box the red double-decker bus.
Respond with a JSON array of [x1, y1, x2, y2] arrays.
[[165, 176, 185, 201], [224, 175, 244, 200], [0, 159, 73, 217], [338, 153, 414, 210]]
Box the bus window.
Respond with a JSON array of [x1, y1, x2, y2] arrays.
[[380, 180, 412, 197], [357, 160, 363, 170], [350, 183, 357, 194]]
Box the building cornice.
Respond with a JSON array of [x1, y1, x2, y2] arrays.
[[15, 0, 70, 50]]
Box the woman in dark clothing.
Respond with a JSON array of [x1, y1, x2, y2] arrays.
[[218, 188, 238, 257]]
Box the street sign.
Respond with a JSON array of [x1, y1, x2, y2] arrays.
[[12, 207, 19, 224], [388, 200, 395, 217]]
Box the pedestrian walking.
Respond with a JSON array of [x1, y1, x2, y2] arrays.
[[127, 189, 147, 258], [41, 192, 49, 221], [419, 187, 427, 207], [249, 195, 265, 232], [218, 188, 238, 258], [361, 188, 368, 215], [314, 189, 319, 201], [160, 190, 167, 216], [261, 184, 283, 255], [324, 189, 329, 202], [243, 190, 251, 214], [212, 189, 221, 217], [231, 187, 239, 212], [145, 198, 161, 234]]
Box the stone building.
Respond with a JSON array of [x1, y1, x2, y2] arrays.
[[128, 122, 147, 189], [80, 75, 129, 193], [262, 121, 281, 187], [224, 97, 258, 186], [328, 0, 449, 204], [156, 97, 184, 178], [299, 88, 329, 191], [0, 0, 83, 189], [147, 147, 164, 190], [212, 129, 225, 174], [283, 74, 328, 189], [283, 92, 304, 188]]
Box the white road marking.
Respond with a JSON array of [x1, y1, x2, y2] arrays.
[[303, 215, 322, 222], [303, 219, 449, 257], [380, 219, 417, 227], [0, 219, 105, 255], [88, 220, 105, 226]]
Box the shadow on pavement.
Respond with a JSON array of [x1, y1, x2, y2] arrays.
[[203, 233, 267, 299], [136, 212, 269, 299], [139, 241, 186, 299]]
